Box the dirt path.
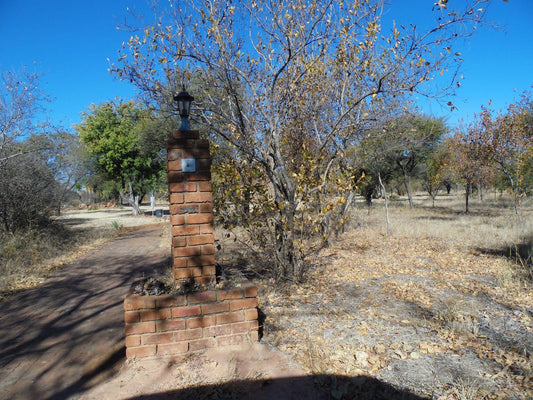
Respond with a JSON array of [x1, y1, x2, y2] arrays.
[[0, 222, 428, 400], [0, 224, 171, 400], [0, 224, 316, 400]]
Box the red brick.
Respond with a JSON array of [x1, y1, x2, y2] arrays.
[[197, 159, 211, 171], [170, 215, 185, 226], [204, 324, 232, 337], [232, 320, 259, 334], [172, 236, 187, 247], [172, 245, 202, 257], [187, 172, 211, 181], [188, 338, 216, 352], [188, 234, 214, 246], [125, 335, 141, 347], [140, 308, 171, 321], [201, 244, 216, 255], [188, 291, 217, 304], [201, 301, 229, 315], [170, 130, 200, 140], [169, 183, 185, 193], [125, 322, 156, 335], [126, 346, 156, 359], [219, 288, 244, 301], [169, 193, 184, 204], [191, 267, 206, 277], [193, 147, 210, 156], [198, 182, 212, 192], [168, 130, 200, 143], [187, 315, 215, 329], [183, 183, 199, 192], [217, 334, 246, 347], [173, 246, 201, 258], [174, 267, 193, 280], [156, 319, 186, 332], [229, 298, 258, 311], [245, 308, 259, 321], [167, 148, 182, 161], [173, 204, 200, 214], [167, 160, 182, 172], [201, 266, 216, 277], [217, 311, 244, 325], [244, 286, 258, 298], [199, 203, 214, 213], [187, 213, 213, 224], [175, 328, 203, 341], [200, 224, 214, 234], [157, 342, 188, 356], [186, 255, 216, 267], [156, 296, 186, 308], [194, 276, 213, 285], [171, 204, 198, 216], [172, 225, 200, 236], [167, 171, 185, 183], [173, 258, 188, 269], [124, 311, 139, 323], [142, 332, 173, 345], [124, 296, 156, 311], [172, 305, 201, 318], [185, 192, 213, 203]]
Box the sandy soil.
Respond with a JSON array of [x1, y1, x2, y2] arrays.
[[55, 206, 169, 230]]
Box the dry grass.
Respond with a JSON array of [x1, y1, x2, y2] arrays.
[[254, 192, 533, 399], [0, 223, 119, 301]]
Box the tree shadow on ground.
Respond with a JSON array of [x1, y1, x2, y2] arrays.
[[124, 374, 428, 400], [0, 225, 171, 400], [476, 235, 533, 282]]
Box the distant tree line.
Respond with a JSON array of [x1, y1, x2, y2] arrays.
[[2, 0, 531, 284]]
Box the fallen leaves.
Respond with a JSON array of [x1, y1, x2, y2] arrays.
[[259, 221, 533, 399]]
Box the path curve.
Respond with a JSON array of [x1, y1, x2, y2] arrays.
[[0, 224, 170, 400]]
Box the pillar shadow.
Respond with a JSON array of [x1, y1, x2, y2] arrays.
[[124, 374, 428, 400]]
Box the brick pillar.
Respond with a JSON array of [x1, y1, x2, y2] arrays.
[[167, 130, 216, 287]]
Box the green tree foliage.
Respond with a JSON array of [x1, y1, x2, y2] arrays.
[[77, 101, 166, 214], [381, 115, 448, 208], [113, 0, 489, 281]]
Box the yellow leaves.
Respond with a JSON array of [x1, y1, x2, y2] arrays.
[[419, 342, 446, 354]]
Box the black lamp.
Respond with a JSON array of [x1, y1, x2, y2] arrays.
[[173, 85, 194, 131]]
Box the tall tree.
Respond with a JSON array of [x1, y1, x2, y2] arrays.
[[113, 0, 490, 281], [473, 93, 533, 216], [381, 114, 448, 208], [445, 133, 490, 213], [0, 69, 48, 164], [77, 101, 166, 215]]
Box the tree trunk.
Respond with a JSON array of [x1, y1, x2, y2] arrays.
[[378, 171, 391, 236], [127, 183, 142, 216], [403, 169, 414, 209], [465, 182, 470, 214]]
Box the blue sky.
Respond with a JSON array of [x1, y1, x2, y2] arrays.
[[1, 0, 531, 130]]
